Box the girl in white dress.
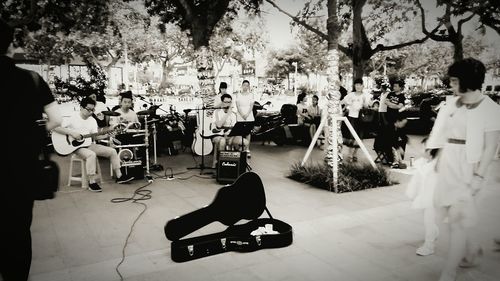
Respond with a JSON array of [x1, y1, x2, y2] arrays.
[[426, 58, 500, 281], [234, 80, 254, 156], [406, 141, 439, 256]]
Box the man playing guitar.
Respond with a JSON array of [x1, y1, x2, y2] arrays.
[[212, 94, 249, 155], [52, 97, 134, 192]]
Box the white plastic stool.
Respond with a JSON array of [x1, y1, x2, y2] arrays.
[[68, 154, 103, 188]]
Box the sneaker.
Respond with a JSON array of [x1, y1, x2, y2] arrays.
[[398, 162, 407, 169], [88, 183, 102, 192], [116, 174, 134, 184], [416, 243, 435, 256]]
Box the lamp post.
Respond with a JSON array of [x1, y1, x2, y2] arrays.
[[292, 62, 298, 96]]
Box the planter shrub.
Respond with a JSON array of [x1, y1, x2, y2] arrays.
[[288, 162, 396, 193]]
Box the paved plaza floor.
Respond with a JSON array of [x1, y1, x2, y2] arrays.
[[29, 136, 500, 281]]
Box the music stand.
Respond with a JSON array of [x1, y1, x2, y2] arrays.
[[228, 121, 254, 153]]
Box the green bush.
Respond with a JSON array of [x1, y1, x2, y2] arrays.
[[288, 162, 396, 193]]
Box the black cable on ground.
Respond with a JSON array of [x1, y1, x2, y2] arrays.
[[110, 181, 153, 281]]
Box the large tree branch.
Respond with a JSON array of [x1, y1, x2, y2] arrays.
[[88, 47, 99, 62], [265, 0, 349, 55], [415, 0, 449, 42], [265, 0, 328, 41], [442, 3, 457, 38], [371, 37, 429, 54], [371, 21, 443, 55], [457, 12, 475, 35]]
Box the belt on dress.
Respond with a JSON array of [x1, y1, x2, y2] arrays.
[[448, 138, 466, 144]]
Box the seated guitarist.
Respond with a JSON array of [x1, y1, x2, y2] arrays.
[[212, 94, 249, 155], [52, 97, 134, 192]]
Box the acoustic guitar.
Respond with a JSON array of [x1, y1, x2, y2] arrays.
[[51, 127, 121, 156], [201, 125, 231, 139], [165, 171, 266, 241], [191, 104, 213, 156]]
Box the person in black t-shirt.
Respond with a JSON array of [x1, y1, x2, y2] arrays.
[[1, 19, 62, 281], [385, 80, 406, 123]]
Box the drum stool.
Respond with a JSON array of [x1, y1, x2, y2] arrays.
[[68, 154, 103, 188]]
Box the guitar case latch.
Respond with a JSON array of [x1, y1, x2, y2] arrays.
[[220, 238, 227, 250], [187, 245, 194, 256], [255, 235, 262, 246]]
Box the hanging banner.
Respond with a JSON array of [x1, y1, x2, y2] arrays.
[[241, 60, 255, 76]]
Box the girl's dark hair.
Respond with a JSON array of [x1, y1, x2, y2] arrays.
[[353, 78, 363, 85], [390, 79, 405, 90], [296, 92, 306, 104], [312, 94, 319, 101], [447, 58, 486, 92], [219, 82, 227, 91], [80, 97, 96, 108]]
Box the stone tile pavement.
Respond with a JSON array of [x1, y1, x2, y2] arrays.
[[28, 136, 500, 281]]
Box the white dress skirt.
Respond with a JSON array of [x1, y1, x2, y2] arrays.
[[406, 158, 437, 209], [433, 106, 477, 226]]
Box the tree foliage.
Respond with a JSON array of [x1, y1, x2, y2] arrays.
[[144, 0, 263, 49], [266, 47, 307, 88], [266, 0, 434, 81], [209, 14, 268, 77]]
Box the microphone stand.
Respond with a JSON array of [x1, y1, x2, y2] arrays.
[[137, 96, 163, 171], [186, 105, 223, 175]]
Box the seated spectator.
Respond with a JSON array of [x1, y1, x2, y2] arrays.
[[296, 92, 309, 125], [306, 94, 323, 147]]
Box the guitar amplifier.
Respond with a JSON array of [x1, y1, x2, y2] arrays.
[[216, 151, 247, 184]]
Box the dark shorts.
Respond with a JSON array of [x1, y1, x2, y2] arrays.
[[342, 116, 363, 147]]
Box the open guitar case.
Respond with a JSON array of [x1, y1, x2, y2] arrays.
[[164, 172, 293, 262]]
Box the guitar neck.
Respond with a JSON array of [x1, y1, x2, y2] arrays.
[[81, 129, 113, 139]]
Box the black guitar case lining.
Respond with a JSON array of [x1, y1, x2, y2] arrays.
[[171, 218, 293, 263]]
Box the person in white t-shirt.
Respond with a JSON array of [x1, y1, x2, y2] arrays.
[[211, 94, 248, 167], [234, 80, 254, 157], [53, 97, 134, 192], [111, 91, 139, 125], [341, 78, 370, 161]]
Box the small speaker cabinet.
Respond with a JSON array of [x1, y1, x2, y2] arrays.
[[216, 150, 247, 184]]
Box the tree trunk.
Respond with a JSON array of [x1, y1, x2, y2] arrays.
[[324, 0, 343, 192], [195, 46, 216, 116], [352, 0, 367, 84], [160, 59, 172, 89], [453, 40, 464, 62]]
